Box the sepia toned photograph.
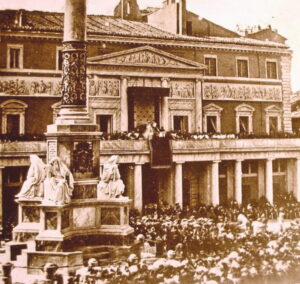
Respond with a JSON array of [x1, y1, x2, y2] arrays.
[[0, 0, 300, 283]]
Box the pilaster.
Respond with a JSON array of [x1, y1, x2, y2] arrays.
[[280, 54, 292, 133], [120, 76, 129, 132], [161, 78, 170, 131], [294, 158, 300, 202], [195, 79, 203, 133]]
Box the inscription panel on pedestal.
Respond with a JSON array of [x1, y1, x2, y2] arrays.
[[73, 207, 96, 228], [203, 83, 282, 102], [47, 140, 57, 163], [100, 207, 120, 225], [72, 141, 93, 175]]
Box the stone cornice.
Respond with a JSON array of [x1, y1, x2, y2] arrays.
[[0, 69, 62, 77], [0, 32, 291, 56]]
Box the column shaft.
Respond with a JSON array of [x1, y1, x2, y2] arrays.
[[120, 77, 128, 132], [235, 160, 243, 205], [134, 164, 143, 213], [175, 163, 183, 207], [0, 167, 3, 234], [266, 159, 273, 204], [211, 161, 220, 206]]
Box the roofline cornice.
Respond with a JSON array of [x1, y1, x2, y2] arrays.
[[0, 31, 291, 56]]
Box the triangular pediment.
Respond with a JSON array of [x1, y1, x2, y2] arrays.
[[88, 46, 207, 69]]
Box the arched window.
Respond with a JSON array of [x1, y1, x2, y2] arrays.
[[0, 99, 28, 135]]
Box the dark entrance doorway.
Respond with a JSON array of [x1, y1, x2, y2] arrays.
[[183, 179, 190, 207], [127, 87, 169, 131], [242, 185, 252, 205], [142, 164, 159, 206]]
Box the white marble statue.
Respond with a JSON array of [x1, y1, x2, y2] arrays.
[[43, 157, 74, 205], [16, 155, 46, 199], [97, 155, 125, 199]]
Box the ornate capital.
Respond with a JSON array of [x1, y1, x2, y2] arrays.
[[61, 41, 87, 106]]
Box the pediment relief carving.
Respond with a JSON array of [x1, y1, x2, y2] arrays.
[[88, 46, 206, 70]]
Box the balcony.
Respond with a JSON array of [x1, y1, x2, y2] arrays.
[[0, 141, 47, 157]]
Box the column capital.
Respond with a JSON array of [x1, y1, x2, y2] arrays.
[[212, 160, 221, 164], [120, 76, 130, 81], [266, 157, 275, 162], [235, 159, 244, 163], [161, 77, 170, 82], [195, 78, 203, 83], [175, 161, 185, 165]]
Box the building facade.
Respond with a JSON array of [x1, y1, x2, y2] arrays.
[[0, 5, 298, 237]]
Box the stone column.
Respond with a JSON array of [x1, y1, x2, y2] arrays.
[[120, 76, 129, 132], [58, 0, 88, 121], [258, 160, 265, 199], [175, 162, 183, 207], [265, 158, 274, 204], [195, 79, 203, 133], [234, 159, 243, 205], [294, 158, 300, 202], [161, 78, 169, 131], [0, 167, 3, 234], [211, 161, 220, 206], [226, 163, 234, 200], [134, 163, 143, 213]]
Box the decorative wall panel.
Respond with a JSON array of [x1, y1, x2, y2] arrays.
[[89, 78, 120, 97], [203, 83, 282, 102], [170, 80, 195, 99]]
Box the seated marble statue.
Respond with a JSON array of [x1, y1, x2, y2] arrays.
[[16, 155, 46, 199], [43, 157, 74, 205], [97, 155, 125, 199]]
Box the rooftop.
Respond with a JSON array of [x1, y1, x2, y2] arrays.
[[0, 9, 288, 49]]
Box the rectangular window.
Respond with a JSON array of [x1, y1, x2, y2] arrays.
[[269, 116, 278, 134], [266, 61, 277, 79], [96, 115, 112, 133], [239, 116, 249, 133], [205, 57, 217, 76], [186, 21, 193, 35], [6, 114, 20, 136], [206, 115, 217, 133], [57, 49, 63, 70], [7, 44, 23, 69], [173, 116, 188, 132], [237, 59, 249, 77], [10, 48, 20, 68]]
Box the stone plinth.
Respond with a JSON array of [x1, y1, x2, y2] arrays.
[[13, 199, 42, 242], [34, 198, 133, 252]]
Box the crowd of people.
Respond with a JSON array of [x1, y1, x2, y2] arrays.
[[73, 194, 300, 284]]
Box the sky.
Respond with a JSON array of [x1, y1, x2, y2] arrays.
[[0, 0, 299, 92]]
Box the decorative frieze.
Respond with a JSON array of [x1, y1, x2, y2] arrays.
[[170, 80, 195, 99], [203, 83, 282, 102], [0, 78, 61, 96], [101, 50, 185, 67], [128, 77, 161, 88], [89, 78, 120, 97]]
